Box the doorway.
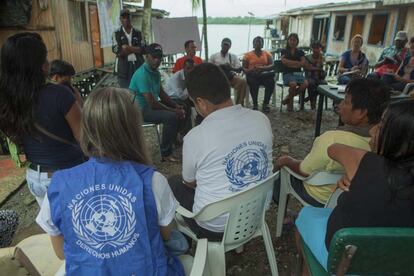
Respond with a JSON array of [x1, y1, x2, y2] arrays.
[[312, 16, 330, 47], [349, 15, 365, 47]]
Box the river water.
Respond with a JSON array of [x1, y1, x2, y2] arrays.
[[198, 24, 266, 57]]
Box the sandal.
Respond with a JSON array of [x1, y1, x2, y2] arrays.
[[162, 155, 180, 162]]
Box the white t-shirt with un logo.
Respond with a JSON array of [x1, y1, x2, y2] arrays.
[[182, 105, 273, 232]]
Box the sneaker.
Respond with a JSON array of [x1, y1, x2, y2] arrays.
[[252, 105, 258, 110]]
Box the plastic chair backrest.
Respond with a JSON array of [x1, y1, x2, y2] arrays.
[[305, 171, 343, 186], [282, 166, 342, 186], [327, 227, 414, 275], [194, 172, 278, 249], [403, 83, 414, 95]]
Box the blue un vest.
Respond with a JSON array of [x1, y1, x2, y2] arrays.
[[48, 158, 184, 276]]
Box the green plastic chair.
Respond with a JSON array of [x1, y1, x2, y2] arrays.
[[297, 227, 414, 276]]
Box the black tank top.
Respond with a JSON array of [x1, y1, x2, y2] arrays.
[[326, 152, 414, 248]]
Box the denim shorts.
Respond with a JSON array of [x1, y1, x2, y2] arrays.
[[26, 168, 52, 206], [283, 72, 305, 85]]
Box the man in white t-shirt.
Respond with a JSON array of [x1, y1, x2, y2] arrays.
[[164, 59, 194, 101], [210, 38, 248, 106], [164, 58, 195, 135], [169, 63, 273, 240]]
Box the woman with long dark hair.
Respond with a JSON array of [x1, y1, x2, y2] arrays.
[[295, 99, 414, 270], [0, 33, 83, 206], [281, 33, 309, 111]]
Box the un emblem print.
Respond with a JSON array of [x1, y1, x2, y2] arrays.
[[68, 184, 139, 259], [224, 141, 269, 191]]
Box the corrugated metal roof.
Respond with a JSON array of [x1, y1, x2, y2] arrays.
[[277, 0, 382, 16], [382, 0, 414, 5]]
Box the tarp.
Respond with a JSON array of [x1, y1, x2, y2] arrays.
[[152, 17, 201, 55], [0, 0, 32, 27], [96, 0, 122, 47]]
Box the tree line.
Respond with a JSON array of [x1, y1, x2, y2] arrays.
[[197, 16, 266, 25]]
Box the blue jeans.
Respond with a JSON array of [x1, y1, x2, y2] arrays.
[[337, 75, 351, 85], [164, 229, 189, 256], [26, 168, 52, 206], [142, 107, 178, 157], [283, 72, 305, 85]]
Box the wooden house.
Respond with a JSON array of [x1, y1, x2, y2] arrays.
[[0, 0, 168, 71]]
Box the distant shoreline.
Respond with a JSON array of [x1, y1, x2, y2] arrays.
[[197, 17, 266, 25]]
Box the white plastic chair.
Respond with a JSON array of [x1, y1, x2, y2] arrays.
[[12, 233, 207, 276], [142, 122, 162, 158], [324, 188, 344, 209], [179, 238, 208, 276], [175, 172, 280, 276], [402, 83, 414, 95], [276, 166, 343, 237]]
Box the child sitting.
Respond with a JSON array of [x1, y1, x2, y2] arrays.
[[49, 59, 83, 106]]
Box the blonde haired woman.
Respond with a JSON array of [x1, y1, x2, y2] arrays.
[[338, 34, 369, 84], [36, 88, 185, 275]]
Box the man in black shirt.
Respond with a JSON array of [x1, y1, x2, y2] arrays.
[[112, 9, 145, 88]]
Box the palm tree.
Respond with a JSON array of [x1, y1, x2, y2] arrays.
[[141, 0, 152, 43], [191, 0, 208, 60]]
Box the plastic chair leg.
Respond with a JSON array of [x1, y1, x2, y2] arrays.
[[206, 243, 226, 276], [155, 124, 163, 159], [276, 171, 289, 237], [262, 223, 279, 276], [279, 87, 284, 111]]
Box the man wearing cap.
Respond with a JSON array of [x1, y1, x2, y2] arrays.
[[129, 43, 186, 162], [172, 40, 203, 73], [112, 9, 145, 88], [210, 38, 247, 106], [369, 31, 410, 79]]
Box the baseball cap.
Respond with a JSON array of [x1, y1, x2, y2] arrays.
[[395, 31, 408, 41], [120, 9, 130, 17], [222, 38, 232, 46], [146, 43, 163, 58]]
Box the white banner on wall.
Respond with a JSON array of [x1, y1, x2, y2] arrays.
[[96, 0, 122, 47], [152, 17, 201, 55]]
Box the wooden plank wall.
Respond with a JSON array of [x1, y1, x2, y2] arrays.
[[0, 0, 60, 62], [52, 0, 94, 71], [0, 0, 94, 71]]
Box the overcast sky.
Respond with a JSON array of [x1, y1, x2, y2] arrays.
[[151, 0, 354, 18]]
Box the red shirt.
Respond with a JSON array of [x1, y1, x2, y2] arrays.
[[172, 56, 203, 73]]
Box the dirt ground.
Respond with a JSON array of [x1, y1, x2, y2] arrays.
[[1, 95, 338, 275]]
